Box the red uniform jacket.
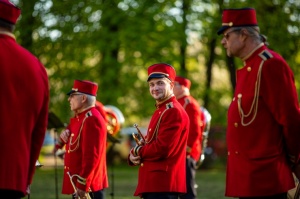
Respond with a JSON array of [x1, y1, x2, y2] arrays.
[[226, 44, 300, 197], [61, 107, 108, 194], [177, 95, 204, 161], [133, 96, 189, 197], [0, 33, 49, 195]]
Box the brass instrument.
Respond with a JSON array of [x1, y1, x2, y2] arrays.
[[67, 172, 91, 199], [95, 103, 125, 137], [132, 123, 146, 146]]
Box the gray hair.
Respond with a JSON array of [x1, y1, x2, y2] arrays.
[[239, 26, 268, 45], [85, 94, 96, 106], [77, 92, 96, 106]]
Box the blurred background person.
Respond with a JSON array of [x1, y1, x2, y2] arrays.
[[174, 76, 205, 199], [54, 80, 108, 199], [0, 0, 49, 198]]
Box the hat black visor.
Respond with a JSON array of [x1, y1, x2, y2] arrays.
[[67, 90, 76, 96], [217, 26, 229, 35], [67, 90, 97, 96], [147, 74, 168, 82]]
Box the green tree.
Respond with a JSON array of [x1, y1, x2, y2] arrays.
[[12, 0, 300, 128]]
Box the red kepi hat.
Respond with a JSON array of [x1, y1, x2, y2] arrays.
[[217, 8, 258, 35], [175, 76, 191, 89], [147, 63, 176, 82], [0, 0, 21, 24], [67, 80, 98, 96]]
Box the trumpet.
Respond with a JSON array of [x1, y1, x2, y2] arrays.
[[67, 172, 91, 199], [132, 123, 146, 146]]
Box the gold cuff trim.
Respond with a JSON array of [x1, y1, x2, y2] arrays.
[[77, 175, 87, 185]]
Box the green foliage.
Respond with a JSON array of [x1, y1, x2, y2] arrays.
[[12, 0, 300, 128]]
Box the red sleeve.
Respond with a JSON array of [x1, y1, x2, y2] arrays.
[[261, 54, 300, 162], [185, 101, 203, 151], [76, 113, 107, 191]]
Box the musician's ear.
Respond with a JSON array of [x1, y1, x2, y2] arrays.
[[81, 94, 87, 103]]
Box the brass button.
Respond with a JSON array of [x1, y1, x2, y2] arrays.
[[247, 67, 251, 72], [234, 123, 238, 127], [228, 151, 230, 155], [64, 166, 66, 169], [235, 151, 239, 155], [141, 163, 144, 167]]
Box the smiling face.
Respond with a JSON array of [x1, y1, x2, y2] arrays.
[[148, 77, 174, 102]]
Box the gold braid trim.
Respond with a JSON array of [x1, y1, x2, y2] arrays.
[[237, 50, 273, 126], [146, 109, 168, 144], [237, 60, 264, 126], [69, 111, 91, 152]]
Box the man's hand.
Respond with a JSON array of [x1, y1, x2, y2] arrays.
[[129, 150, 141, 165], [76, 189, 89, 199], [26, 185, 30, 195]]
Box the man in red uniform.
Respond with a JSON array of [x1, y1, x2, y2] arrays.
[[218, 8, 300, 199], [173, 76, 204, 199], [128, 63, 189, 199], [54, 80, 108, 199], [0, 1, 49, 198]]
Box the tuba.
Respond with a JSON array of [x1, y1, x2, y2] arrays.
[[103, 105, 125, 137], [95, 102, 125, 142]]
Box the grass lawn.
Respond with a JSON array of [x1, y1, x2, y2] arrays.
[[29, 163, 226, 199]]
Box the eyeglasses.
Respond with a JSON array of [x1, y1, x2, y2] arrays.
[[223, 29, 241, 40], [69, 93, 83, 98]]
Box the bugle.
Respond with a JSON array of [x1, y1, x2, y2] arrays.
[[67, 172, 91, 199], [132, 123, 146, 146]]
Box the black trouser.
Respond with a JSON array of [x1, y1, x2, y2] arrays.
[[239, 192, 287, 199], [72, 189, 105, 199], [179, 157, 197, 199], [142, 192, 179, 199], [0, 189, 24, 199]]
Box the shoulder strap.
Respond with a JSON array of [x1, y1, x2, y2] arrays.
[[259, 50, 273, 61]]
